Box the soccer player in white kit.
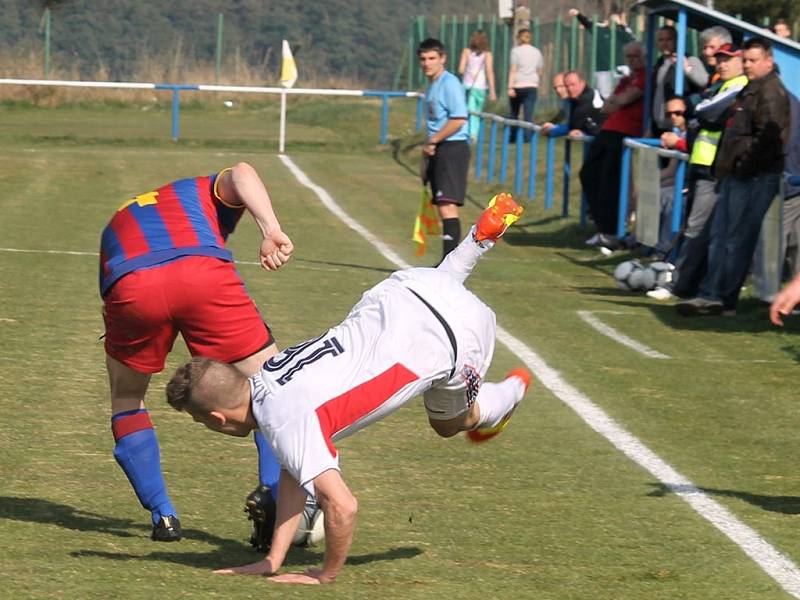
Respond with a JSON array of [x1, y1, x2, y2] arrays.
[[165, 193, 531, 585]]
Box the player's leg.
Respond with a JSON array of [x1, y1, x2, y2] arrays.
[[231, 345, 282, 552], [431, 142, 470, 260], [465, 369, 531, 443], [107, 356, 181, 541], [437, 192, 523, 284], [103, 268, 182, 542], [426, 369, 530, 439]]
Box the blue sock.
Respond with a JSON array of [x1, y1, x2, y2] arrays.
[[112, 409, 177, 525], [254, 430, 280, 501]]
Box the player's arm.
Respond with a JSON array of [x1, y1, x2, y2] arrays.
[[265, 470, 308, 567], [269, 468, 358, 585], [424, 119, 468, 156], [213, 469, 306, 577], [216, 162, 294, 271]]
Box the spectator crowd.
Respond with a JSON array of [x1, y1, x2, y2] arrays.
[[420, 8, 798, 321]]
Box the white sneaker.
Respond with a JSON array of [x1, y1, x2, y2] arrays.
[[646, 286, 675, 301], [585, 233, 601, 246]]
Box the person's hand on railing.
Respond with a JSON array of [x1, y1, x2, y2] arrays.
[[568, 129, 584, 138], [541, 122, 554, 134], [660, 131, 681, 149], [567, 8, 580, 18]]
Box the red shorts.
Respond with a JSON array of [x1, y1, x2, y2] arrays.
[[103, 256, 273, 373]]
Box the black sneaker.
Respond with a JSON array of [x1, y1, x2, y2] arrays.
[[676, 297, 724, 316], [245, 484, 276, 552], [151, 515, 182, 542]]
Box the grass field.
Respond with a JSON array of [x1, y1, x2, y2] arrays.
[[2, 100, 800, 599]]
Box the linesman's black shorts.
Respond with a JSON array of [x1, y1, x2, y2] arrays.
[[427, 140, 470, 206]]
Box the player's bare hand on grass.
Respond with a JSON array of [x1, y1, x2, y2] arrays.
[[213, 558, 276, 576], [268, 569, 326, 585], [259, 230, 294, 271]]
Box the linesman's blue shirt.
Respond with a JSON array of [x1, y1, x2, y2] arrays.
[[425, 70, 469, 142]]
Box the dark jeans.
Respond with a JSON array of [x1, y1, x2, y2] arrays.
[[579, 130, 626, 235], [508, 87, 537, 142], [698, 173, 781, 309]]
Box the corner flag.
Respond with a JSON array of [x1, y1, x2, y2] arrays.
[[280, 40, 298, 88], [413, 187, 441, 256]]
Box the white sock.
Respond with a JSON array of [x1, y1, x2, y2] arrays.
[[474, 376, 525, 428], [436, 226, 493, 284]]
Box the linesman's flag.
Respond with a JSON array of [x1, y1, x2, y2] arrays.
[[280, 40, 298, 88], [413, 187, 441, 256]]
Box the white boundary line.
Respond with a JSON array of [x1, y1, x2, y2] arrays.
[[577, 310, 670, 359], [277, 153, 800, 597]]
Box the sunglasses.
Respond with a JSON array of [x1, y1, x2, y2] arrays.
[[666, 110, 685, 116]]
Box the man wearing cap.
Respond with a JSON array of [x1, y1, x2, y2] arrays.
[[651, 42, 748, 301], [677, 37, 790, 316]]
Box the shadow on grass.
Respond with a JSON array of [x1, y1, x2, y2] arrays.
[[0, 496, 422, 569], [295, 257, 395, 275], [70, 545, 423, 570], [647, 483, 800, 515], [600, 297, 781, 334]]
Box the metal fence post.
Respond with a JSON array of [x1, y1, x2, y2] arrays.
[[475, 117, 485, 180], [499, 123, 511, 184], [43, 8, 51, 79], [215, 13, 223, 84], [545, 135, 556, 210], [514, 126, 524, 195], [170, 87, 181, 141], [527, 131, 539, 200], [617, 144, 632, 238], [450, 15, 458, 72], [569, 16, 578, 70], [487, 119, 498, 183], [380, 94, 389, 144]]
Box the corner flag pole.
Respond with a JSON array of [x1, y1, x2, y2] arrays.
[[279, 40, 298, 154]]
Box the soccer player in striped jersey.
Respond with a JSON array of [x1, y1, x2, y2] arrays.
[[165, 194, 532, 584], [100, 162, 292, 542]]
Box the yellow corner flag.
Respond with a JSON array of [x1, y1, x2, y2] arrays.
[[413, 187, 441, 256], [280, 40, 298, 88]]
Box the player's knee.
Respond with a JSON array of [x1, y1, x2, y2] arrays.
[[428, 419, 460, 438]]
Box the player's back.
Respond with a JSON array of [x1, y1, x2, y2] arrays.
[[98, 172, 244, 295]]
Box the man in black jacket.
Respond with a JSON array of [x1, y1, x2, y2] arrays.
[[563, 71, 606, 136], [677, 37, 791, 316], [541, 71, 605, 137]]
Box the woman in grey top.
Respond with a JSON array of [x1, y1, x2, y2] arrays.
[[507, 29, 543, 142]]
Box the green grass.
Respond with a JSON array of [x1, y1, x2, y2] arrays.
[[1, 104, 799, 599]]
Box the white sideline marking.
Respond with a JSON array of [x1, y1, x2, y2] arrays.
[[0, 247, 98, 257], [278, 153, 800, 598], [577, 310, 670, 359]]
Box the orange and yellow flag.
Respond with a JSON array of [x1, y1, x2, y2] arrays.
[[412, 187, 441, 256]]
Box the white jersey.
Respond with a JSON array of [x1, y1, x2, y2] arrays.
[[250, 266, 496, 495]]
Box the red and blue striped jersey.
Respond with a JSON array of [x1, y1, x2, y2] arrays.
[[99, 171, 245, 295]]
